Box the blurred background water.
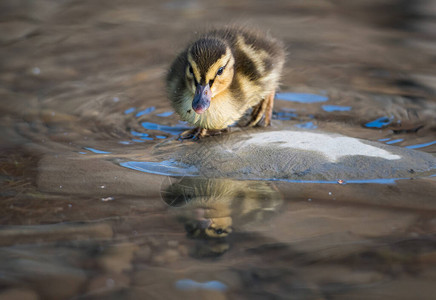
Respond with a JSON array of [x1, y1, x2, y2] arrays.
[[0, 0, 436, 299]]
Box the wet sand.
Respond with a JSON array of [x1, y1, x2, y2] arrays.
[[1, 0, 436, 299]]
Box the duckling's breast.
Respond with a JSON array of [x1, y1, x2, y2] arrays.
[[177, 76, 276, 129]]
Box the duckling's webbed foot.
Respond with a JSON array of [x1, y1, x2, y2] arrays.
[[247, 91, 275, 127], [179, 127, 208, 140], [179, 127, 228, 140]]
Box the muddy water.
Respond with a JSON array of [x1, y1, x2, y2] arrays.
[[1, 0, 436, 299]]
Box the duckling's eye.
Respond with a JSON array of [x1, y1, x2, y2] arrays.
[[217, 67, 224, 76], [189, 66, 193, 74], [215, 228, 224, 234]]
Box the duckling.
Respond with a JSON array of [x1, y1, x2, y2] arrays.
[[166, 26, 285, 139]]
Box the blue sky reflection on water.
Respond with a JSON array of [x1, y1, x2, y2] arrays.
[[175, 279, 228, 292], [322, 105, 351, 112], [124, 107, 136, 114], [120, 160, 199, 177], [119, 160, 426, 185], [365, 116, 393, 128], [295, 121, 317, 129], [136, 106, 156, 117], [405, 140, 436, 149], [276, 92, 328, 103], [385, 139, 403, 145], [141, 122, 191, 135], [156, 111, 174, 117], [83, 147, 111, 154]]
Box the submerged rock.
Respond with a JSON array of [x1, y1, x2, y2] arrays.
[[123, 129, 436, 182]]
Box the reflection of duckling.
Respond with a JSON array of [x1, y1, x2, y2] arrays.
[[166, 26, 285, 139], [184, 208, 233, 239], [162, 178, 283, 241]]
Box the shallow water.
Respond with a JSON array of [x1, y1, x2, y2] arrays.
[[1, 0, 436, 299]]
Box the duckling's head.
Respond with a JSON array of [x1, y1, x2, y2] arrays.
[[186, 37, 235, 114]]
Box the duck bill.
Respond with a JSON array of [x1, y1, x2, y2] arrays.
[[192, 83, 211, 114]]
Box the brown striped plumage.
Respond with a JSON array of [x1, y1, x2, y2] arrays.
[[166, 26, 285, 139]]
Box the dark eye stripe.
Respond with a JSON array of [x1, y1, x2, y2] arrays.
[[187, 64, 199, 85], [214, 59, 230, 78]]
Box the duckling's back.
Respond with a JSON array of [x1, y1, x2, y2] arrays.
[[206, 27, 285, 101]]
